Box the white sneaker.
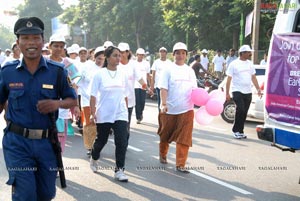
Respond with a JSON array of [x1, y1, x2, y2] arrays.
[[114, 169, 128, 182], [239, 133, 247, 139], [90, 158, 99, 173], [233, 132, 242, 139]]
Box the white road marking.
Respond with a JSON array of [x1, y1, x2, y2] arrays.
[[204, 126, 228, 131], [189, 170, 253, 195], [108, 139, 143, 152]]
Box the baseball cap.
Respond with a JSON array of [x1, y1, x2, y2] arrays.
[[5, 49, 11, 53], [173, 42, 187, 53], [201, 49, 208, 54], [103, 41, 113, 49], [14, 17, 44, 35], [159, 47, 167, 52], [78, 47, 87, 53], [239, 45, 253, 52], [49, 34, 66, 44], [136, 48, 145, 55], [11, 42, 18, 50], [118, 42, 130, 51], [94, 46, 105, 55]]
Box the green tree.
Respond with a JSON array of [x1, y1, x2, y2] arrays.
[[0, 25, 16, 50], [17, 0, 63, 41]]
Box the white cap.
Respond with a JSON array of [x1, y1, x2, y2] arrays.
[[103, 41, 113, 48], [94, 46, 105, 55], [118, 42, 130, 51], [239, 45, 253, 52], [49, 34, 66, 44], [5, 48, 11, 52], [201, 49, 208, 54], [67, 47, 77, 54], [159, 47, 167, 52], [136, 48, 145, 55], [78, 47, 87, 53], [173, 42, 187, 53]]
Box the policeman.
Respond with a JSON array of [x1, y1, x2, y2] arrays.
[[0, 17, 77, 201]]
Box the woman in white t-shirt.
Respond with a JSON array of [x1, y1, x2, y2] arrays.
[[89, 46, 130, 182], [158, 42, 197, 173], [117, 43, 150, 137]]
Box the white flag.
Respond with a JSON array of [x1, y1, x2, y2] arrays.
[[245, 11, 253, 37]]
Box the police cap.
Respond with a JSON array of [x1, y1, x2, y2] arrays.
[[14, 17, 44, 35]]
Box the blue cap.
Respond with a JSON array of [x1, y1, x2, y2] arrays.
[[14, 17, 44, 35]]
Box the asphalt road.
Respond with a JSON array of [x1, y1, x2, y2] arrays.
[[1, 99, 300, 201]]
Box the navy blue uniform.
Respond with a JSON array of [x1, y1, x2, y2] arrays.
[[0, 57, 77, 200]]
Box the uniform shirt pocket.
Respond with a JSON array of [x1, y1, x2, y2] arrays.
[[9, 90, 25, 110], [40, 89, 57, 99]]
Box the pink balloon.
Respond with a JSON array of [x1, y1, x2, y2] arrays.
[[205, 98, 224, 116], [191, 88, 210, 106], [209, 90, 226, 103], [195, 107, 214, 125]]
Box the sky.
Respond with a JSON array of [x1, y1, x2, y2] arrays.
[[0, 0, 79, 28]]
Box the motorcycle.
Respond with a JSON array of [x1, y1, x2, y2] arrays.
[[197, 75, 222, 93]]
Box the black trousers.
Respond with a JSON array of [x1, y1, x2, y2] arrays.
[[91, 121, 128, 170], [232, 92, 252, 133], [135, 88, 146, 120], [156, 87, 161, 112]]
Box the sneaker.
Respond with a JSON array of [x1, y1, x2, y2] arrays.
[[136, 119, 141, 124], [233, 132, 242, 139], [114, 169, 128, 182], [90, 158, 99, 173], [87, 149, 91, 156], [239, 133, 247, 139], [176, 166, 190, 174]]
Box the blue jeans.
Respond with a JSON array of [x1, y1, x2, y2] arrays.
[[135, 88, 146, 120], [92, 121, 128, 170], [3, 131, 57, 201]]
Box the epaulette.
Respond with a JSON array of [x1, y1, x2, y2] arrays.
[[1, 60, 20, 69], [46, 59, 65, 69]]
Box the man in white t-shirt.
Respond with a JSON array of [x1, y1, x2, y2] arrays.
[[212, 49, 225, 79], [226, 45, 262, 139], [200, 49, 209, 71], [150, 47, 172, 110], [134, 48, 151, 124]]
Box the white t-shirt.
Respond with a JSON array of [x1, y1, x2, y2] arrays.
[[118, 60, 143, 108], [90, 67, 129, 123], [134, 60, 150, 88], [226, 59, 256, 94], [158, 63, 197, 114], [260, 59, 267, 65], [212, 55, 225, 72], [76, 60, 96, 107], [151, 58, 172, 88], [200, 55, 209, 71]]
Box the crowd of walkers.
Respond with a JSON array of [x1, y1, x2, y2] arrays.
[[0, 16, 262, 201]]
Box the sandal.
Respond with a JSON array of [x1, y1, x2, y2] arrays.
[[159, 155, 168, 164]]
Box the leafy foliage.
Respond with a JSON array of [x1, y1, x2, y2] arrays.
[[11, 0, 278, 54]]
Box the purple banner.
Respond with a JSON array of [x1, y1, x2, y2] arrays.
[[266, 33, 300, 124]]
